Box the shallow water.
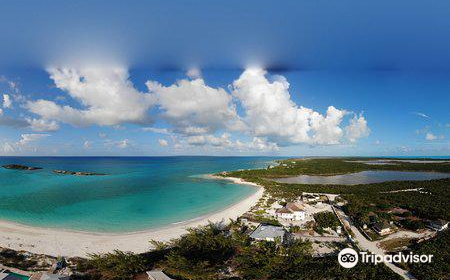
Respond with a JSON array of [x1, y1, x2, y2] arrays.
[[273, 170, 450, 185], [0, 157, 278, 232]]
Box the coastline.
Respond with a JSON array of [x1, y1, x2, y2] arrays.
[[0, 176, 264, 257]]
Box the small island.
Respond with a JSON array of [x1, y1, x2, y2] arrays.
[[53, 170, 106, 176], [2, 164, 42, 170]]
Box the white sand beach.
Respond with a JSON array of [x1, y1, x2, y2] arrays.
[[0, 177, 263, 257]]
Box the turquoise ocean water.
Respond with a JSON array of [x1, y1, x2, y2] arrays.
[[0, 157, 279, 232]]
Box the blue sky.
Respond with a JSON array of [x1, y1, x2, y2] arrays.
[[0, 0, 449, 156]]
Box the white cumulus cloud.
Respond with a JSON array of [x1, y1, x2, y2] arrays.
[[27, 67, 156, 127], [345, 113, 370, 143], [232, 68, 369, 145], [185, 133, 278, 151], [146, 77, 243, 136]]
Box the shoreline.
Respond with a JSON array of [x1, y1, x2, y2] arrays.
[[0, 176, 264, 257]]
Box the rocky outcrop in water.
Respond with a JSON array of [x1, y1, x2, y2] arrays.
[[2, 164, 42, 170], [53, 170, 106, 176]]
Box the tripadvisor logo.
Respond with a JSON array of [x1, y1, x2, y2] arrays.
[[338, 248, 433, 268], [338, 248, 359, 268]]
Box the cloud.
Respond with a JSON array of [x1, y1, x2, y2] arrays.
[[186, 134, 231, 146], [83, 140, 92, 149], [143, 127, 170, 134], [18, 133, 50, 145], [242, 137, 279, 151], [26, 118, 60, 132], [1, 142, 15, 153], [425, 132, 437, 140], [117, 139, 130, 149], [158, 139, 168, 147], [104, 138, 131, 149], [186, 68, 202, 79], [185, 133, 278, 151], [26, 67, 156, 127], [345, 113, 370, 143], [146, 77, 243, 136], [413, 112, 430, 119], [1, 116, 58, 131], [98, 133, 107, 138], [0, 133, 50, 155], [2, 94, 12, 108], [231, 68, 369, 145], [0, 116, 29, 128], [425, 132, 444, 141], [0, 76, 19, 93], [309, 106, 347, 145], [20, 67, 370, 153]]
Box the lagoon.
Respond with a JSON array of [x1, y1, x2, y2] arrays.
[[273, 170, 450, 185]]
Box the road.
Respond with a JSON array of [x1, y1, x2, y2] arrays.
[[333, 206, 416, 280]]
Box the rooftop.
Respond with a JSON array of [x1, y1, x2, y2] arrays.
[[373, 222, 391, 231], [276, 208, 292, 214], [249, 224, 286, 240], [286, 202, 305, 212]]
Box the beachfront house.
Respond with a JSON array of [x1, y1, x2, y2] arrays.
[[276, 202, 305, 221], [429, 220, 449, 231], [147, 270, 173, 280], [372, 222, 392, 236], [249, 224, 287, 242]]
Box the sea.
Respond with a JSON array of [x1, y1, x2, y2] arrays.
[[0, 157, 279, 232]]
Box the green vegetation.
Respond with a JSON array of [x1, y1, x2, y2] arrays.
[[83, 250, 149, 280], [159, 224, 237, 279], [313, 211, 340, 230], [379, 238, 415, 252], [74, 223, 401, 280], [249, 215, 282, 226], [0, 248, 37, 270], [408, 230, 450, 280], [230, 158, 450, 178]]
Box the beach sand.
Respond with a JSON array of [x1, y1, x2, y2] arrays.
[[0, 176, 263, 257]]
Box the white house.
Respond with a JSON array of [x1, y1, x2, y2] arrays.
[[249, 224, 287, 242], [276, 202, 305, 221]]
